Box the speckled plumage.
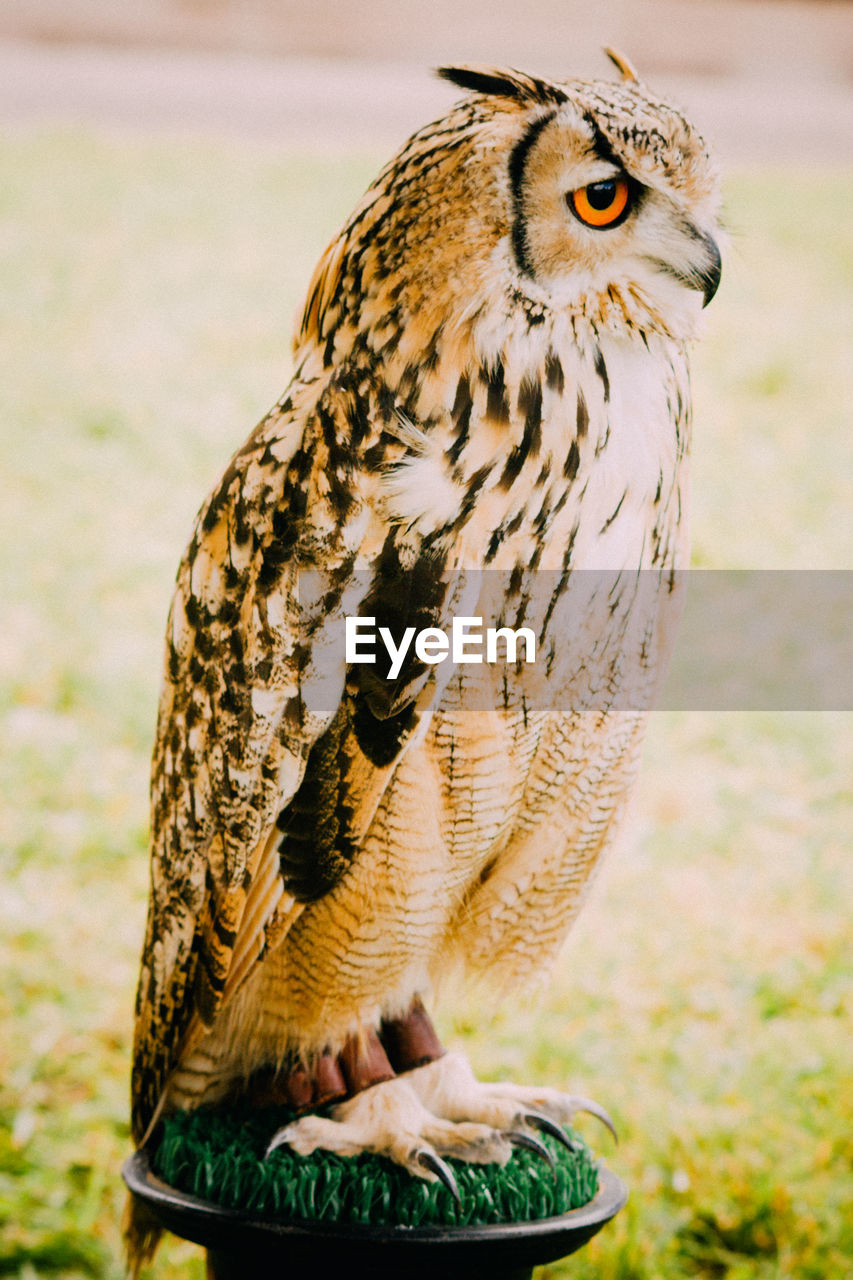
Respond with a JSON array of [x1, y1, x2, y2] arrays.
[[128, 57, 720, 1269]]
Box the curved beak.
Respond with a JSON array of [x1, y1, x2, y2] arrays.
[[695, 229, 722, 307], [647, 226, 722, 308]]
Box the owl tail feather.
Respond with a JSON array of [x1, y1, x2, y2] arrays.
[[122, 1191, 163, 1279]]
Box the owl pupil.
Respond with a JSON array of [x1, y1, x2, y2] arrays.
[[586, 181, 616, 210]]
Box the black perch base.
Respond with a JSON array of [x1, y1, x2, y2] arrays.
[[123, 1149, 628, 1280]]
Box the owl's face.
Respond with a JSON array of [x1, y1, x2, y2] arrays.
[[298, 63, 722, 363], [502, 76, 722, 328], [418, 66, 720, 340]]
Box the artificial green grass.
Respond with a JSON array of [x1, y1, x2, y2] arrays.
[[152, 1105, 599, 1228]]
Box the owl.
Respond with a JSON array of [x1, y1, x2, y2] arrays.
[[127, 53, 721, 1268]]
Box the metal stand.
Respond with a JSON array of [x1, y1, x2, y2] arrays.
[[124, 1149, 627, 1279], [206, 1245, 536, 1280]]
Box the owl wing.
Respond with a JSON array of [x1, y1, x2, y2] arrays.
[[130, 374, 447, 1144]]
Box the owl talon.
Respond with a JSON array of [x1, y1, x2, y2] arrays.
[[507, 1129, 556, 1171], [264, 1124, 297, 1159], [521, 1110, 582, 1154], [571, 1097, 618, 1143], [415, 1148, 461, 1205]]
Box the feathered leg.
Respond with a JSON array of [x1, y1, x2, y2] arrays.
[[266, 999, 614, 1197]]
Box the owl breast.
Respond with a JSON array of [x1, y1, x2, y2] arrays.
[[568, 332, 691, 572], [236, 327, 692, 1048], [381, 320, 691, 578]]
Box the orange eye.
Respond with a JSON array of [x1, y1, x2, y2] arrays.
[[569, 176, 631, 228]]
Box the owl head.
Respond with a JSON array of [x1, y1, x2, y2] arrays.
[[298, 57, 722, 365]]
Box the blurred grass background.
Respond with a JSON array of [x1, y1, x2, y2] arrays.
[[0, 121, 851, 1280]]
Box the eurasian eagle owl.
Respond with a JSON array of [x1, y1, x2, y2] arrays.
[[128, 52, 721, 1267]]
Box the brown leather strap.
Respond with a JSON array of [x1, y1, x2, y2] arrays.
[[243, 1050, 347, 1111], [380, 996, 446, 1073], [338, 1026, 396, 1095], [313, 1047, 348, 1106], [241, 998, 444, 1111]]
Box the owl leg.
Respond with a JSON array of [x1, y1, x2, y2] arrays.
[[404, 1050, 617, 1144], [266, 1017, 514, 1197], [267, 1070, 515, 1198], [265, 1003, 607, 1194]]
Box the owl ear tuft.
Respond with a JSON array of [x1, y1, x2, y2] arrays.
[[437, 64, 567, 106], [603, 47, 639, 83]]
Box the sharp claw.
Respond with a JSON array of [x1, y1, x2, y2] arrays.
[[416, 1149, 462, 1206], [264, 1127, 294, 1159], [507, 1129, 556, 1172], [571, 1096, 619, 1143], [522, 1110, 582, 1154]]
